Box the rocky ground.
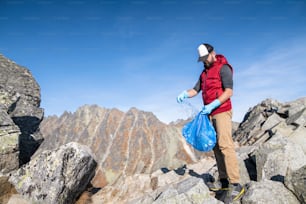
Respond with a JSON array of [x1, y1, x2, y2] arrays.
[[84, 97, 306, 204]]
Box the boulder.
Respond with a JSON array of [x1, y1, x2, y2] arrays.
[[242, 180, 300, 204], [254, 133, 306, 182], [9, 142, 97, 204], [0, 54, 44, 165], [285, 165, 306, 203]]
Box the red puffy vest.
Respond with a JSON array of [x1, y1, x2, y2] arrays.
[[201, 55, 233, 116]]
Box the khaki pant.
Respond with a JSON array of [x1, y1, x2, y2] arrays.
[[211, 110, 240, 184]]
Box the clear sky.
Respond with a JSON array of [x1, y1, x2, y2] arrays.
[[1, 0, 306, 123]]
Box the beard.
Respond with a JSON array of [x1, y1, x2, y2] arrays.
[[204, 60, 213, 68]]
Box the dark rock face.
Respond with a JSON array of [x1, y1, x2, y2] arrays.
[[0, 54, 44, 165]]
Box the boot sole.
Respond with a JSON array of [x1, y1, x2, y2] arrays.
[[233, 187, 245, 201]]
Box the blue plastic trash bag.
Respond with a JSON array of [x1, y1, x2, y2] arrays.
[[182, 112, 216, 152]]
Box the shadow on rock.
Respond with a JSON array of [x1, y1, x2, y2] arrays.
[[12, 116, 44, 166]]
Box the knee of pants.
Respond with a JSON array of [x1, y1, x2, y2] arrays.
[[218, 144, 235, 154]]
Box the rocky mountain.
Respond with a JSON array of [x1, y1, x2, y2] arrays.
[[37, 105, 208, 188], [1, 54, 305, 204]]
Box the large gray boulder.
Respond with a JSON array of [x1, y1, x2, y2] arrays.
[[0, 54, 44, 202], [9, 142, 97, 204], [254, 133, 306, 182]]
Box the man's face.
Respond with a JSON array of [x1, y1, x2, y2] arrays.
[[204, 51, 216, 67]]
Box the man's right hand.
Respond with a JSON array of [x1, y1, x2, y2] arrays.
[[176, 90, 189, 103]]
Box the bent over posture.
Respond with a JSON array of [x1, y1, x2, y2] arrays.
[[177, 43, 245, 203]]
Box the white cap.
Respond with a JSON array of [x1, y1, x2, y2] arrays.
[[197, 43, 214, 62]]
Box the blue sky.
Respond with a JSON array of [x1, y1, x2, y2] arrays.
[[1, 0, 306, 123]]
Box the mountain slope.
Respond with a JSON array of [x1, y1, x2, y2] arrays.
[[38, 105, 206, 187]]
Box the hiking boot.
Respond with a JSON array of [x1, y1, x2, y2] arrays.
[[207, 178, 229, 192], [215, 189, 228, 202], [224, 183, 245, 204]]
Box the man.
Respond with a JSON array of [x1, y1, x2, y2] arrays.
[[176, 43, 245, 203]]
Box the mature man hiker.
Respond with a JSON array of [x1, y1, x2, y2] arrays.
[[176, 43, 245, 203]]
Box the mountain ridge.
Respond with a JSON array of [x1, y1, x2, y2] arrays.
[[38, 103, 208, 188]]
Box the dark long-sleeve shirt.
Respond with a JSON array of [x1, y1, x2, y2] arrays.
[[193, 64, 233, 92]]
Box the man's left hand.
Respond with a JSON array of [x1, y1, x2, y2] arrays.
[[201, 99, 221, 115]]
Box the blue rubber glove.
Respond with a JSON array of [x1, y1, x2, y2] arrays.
[[177, 90, 189, 103], [201, 99, 221, 115]]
